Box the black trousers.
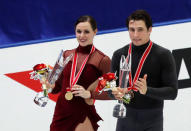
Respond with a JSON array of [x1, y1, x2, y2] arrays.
[[116, 107, 163, 131]]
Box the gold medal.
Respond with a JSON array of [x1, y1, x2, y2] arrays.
[[65, 91, 73, 100]]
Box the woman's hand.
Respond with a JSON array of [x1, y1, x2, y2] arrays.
[[40, 78, 55, 89], [71, 85, 91, 99]]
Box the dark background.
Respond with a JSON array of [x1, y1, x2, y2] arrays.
[[0, 0, 191, 48]]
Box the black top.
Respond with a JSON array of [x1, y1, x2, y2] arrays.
[[111, 41, 178, 109]]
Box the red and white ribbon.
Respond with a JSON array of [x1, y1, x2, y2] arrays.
[[126, 41, 153, 91]]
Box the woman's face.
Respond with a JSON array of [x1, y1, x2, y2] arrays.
[[75, 22, 97, 47]]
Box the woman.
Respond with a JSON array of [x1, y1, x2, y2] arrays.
[[47, 15, 111, 131]]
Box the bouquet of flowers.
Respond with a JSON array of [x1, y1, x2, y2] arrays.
[[30, 50, 73, 107], [30, 63, 51, 97], [96, 72, 117, 94]]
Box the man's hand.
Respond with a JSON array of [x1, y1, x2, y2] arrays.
[[134, 74, 147, 95], [112, 87, 127, 100]]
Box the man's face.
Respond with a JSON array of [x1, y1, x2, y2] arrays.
[[128, 20, 152, 46]]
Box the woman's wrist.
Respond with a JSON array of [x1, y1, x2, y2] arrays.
[[85, 90, 91, 99]]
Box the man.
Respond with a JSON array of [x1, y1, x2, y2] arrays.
[[111, 10, 178, 131]]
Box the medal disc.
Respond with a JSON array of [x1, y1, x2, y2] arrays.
[[129, 90, 134, 98], [65, 91, 73, 100]]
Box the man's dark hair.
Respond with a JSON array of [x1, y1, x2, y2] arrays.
[[75, 15, 97, 31], [126, 10, 152, 29]]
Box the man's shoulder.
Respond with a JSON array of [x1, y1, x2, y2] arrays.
[[151, 43, 173, 62], [113, 44, 129, 55], [152, 42, 171, 55]]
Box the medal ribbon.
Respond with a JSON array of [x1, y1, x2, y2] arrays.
[[69, 45, 95, 89], [126, 41, 153, 91]]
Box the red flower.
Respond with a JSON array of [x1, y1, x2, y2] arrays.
[[102, 72, 116, 81], [33, 63, 47, 71], [96, 72, 117, 92], [99, 79, 107, 88], [96, 77, 106, 91]]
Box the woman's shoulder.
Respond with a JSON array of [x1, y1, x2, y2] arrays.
[[63, 48, 75, 58], [88, 48, 111, 67], [93, 48, 110, 60], [95, 48, 107, 55], [89, 48, 111, 72]]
